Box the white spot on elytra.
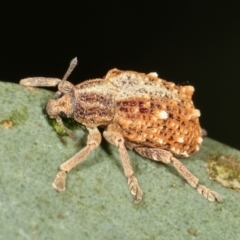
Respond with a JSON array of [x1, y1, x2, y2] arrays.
[[192, 109, 201, 117], [181, 87, 186, 93], [151, 127, 157, 133], [159, 110, 168, 119], [195, 145, 200, 151], [174, 148, 180, 155], [182, 151, 189, 157], [177, 137, 184, 143], [158, 139, 164, 144], [198, 137, 203, 144], [148, 72, 158, 77], [186, 86, 194, 94], [171, 147, 176, 152]]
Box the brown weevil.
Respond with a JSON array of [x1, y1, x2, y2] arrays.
[[20, 57, 221, 203]]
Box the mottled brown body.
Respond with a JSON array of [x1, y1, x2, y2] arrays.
[[20, 58, 221, 203], [72, 79, 117, 127], [110, 70, 202, 158], [72, 69, 202, 158]]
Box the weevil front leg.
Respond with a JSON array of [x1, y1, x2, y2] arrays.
[[20, 77, 61, 87], [103, 129, 143, 204], [20, 77, 68, 100], [134, 147, 222, 202], [20, 57, 78, 98], [20, 77, 63, 100], [55, 116, 77, 141], [52, 127, 101, 191]]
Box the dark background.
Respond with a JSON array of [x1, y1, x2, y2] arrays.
[[1, 2, 240, 149]]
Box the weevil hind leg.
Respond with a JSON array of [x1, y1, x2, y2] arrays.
[[103, 129, 143, 204], [134, 147, 222, 202], [201, 128, 207, 137], [52, 127, 101, 191]]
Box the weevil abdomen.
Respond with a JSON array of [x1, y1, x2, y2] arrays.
[[113, 96, 202, 157], [106, 69, 202, 158]]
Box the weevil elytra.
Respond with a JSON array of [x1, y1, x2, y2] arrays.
[[20, 58, 221, 203]]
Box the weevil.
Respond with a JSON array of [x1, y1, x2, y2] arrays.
[[20, 58, 221, 203]]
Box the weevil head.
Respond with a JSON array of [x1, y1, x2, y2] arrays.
[[46, 94, 73, 119]]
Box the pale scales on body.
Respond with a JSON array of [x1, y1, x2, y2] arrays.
[[20, 58, 221, 204]]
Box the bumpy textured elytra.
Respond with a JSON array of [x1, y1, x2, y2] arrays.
[[20, 58, 221, 203]]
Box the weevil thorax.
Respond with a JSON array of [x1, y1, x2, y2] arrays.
[[105, 69, 203, 158], [72, 78, 118, 127], [46, 94, 73, 119]]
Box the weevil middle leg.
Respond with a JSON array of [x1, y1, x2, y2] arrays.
[[103, 128, 143, 204]]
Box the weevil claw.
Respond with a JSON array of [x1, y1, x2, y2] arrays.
[[128, 176, 143, 204], [52, 171, 67, 192], [197, 184, 222, 202]]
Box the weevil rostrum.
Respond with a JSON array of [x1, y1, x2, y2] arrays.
[[20, 58, 221, 204]]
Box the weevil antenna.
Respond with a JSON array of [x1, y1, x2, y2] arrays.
[[62, 57, 78, 82]]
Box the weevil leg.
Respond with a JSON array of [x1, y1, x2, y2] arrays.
[[201, 128, 207, 137], [52, 127, 101, 191], [20, 77, 61, 87], [55, 116, 77, 141], [20, 57, 77, 88], [134, 147, 222, 202], [103, 130, 143, 204]]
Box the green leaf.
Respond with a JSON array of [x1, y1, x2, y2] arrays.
[[1, 81, 240, 239]]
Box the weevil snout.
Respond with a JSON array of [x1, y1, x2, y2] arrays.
[[46, 99, 60, 118], [46, 95, 73, 119]]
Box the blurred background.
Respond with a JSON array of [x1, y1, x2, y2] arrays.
[[1, 2, 239, 149]]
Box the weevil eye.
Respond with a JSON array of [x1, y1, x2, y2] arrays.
[[59, 111, 67, 118]]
